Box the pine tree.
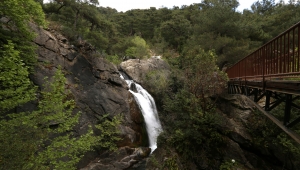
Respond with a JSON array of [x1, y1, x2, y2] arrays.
[[0, 41, 36, 112], [0, 66, 122, 169]]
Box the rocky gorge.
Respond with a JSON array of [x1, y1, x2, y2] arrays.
[[28, 24, 299, 170], [29, 23, 169, 169]]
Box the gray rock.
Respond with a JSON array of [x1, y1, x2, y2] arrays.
[[217, 94, 299, 170], [82, 147, 150, 170], [29, 23, 149, 169], [119, 57, 170, 86]]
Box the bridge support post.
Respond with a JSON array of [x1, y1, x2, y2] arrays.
[[265, 91, 271, 111], [254, 89, 258, 102], [234, 85, 239, 94], [284, 94, 292, 126], [245, 86, 250, 96], [228, 83, 231, 94], [231, 85, 235, 94], [241, 86, 245, 95]]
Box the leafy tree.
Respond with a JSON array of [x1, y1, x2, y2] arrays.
[[159, 13, 191, 51], [34, 68, 111, 169], [1, 68, 87, 169], [156, 49, 227, 167], [160, 88, 224, 163], [105, 55, 123, 65], [0, 67, 121, 169], [111, 37, 133, 56], [95, 114, 122, 151], [35, 69, 121, 169], [0, 0, 46, 68], [0, 41, 36, 112], [125, 36, 150, 59], [261, 1, 300, 38], [185, 0, 252, 66], [0, 0, 46, 39], [181, 48, 228, 114], [45, 0, 118, 53], [251, 0, 276, 14]]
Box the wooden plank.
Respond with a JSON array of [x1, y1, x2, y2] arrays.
[[245, 97, 300, 144]]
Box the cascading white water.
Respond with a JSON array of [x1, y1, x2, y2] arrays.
[[120, 73, 162, 152]]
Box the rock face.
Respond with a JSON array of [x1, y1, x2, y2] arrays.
[[211, 95, 298, 170], [218, 94, 300, 170], [119, 57, 170, 86], [146, 94, 299, 170], [81, 147, 151, 170], [30, 23, 149, 169]]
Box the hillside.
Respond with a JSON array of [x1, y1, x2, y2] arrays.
[[1, 0, 300, 169]]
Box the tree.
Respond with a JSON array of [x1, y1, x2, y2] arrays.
[[33, 67, 98, 169], [185, 0, 253, 66], [181, 48, 228, 114], [0, 0, 46, 39], [0, 67, 121, 169], [0, 41, 36, 112], [157, 49, 227, 166], [0, 67, 91, 169], [0, 0, 46, 68], [125, 36, 150, 59], [251, 0, 276, 14], [159, 13, 191, 51]]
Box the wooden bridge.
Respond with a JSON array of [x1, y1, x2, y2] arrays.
[[226, 21, 300, 144]]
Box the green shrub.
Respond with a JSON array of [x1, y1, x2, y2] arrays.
[[106, 55, 122, 65], [125, 36, 150, 59], [219, 159, 238, 170], [95, 114, 122, 151]]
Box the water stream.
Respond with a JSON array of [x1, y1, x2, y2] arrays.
[[120, 73, 162, 152]]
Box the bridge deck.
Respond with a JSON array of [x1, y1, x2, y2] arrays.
[[225, 21, 300, 144], [229, 79, 300, 95], [228, 79, 300, 144]]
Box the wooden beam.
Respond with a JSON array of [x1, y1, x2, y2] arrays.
[[245, 97, 300, 144], [287, 116, 300, 128]]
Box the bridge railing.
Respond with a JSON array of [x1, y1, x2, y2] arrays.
[[227, 21, 300, 81]]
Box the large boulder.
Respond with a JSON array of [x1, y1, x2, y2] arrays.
[[30, 23, 149, 168], [81, 147, 151, 170], [119, 57, 170, 86], [217, 94, 254, 147], [216, 94, 298, 170]]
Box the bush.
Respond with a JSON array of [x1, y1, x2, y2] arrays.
[[125, 36, 150, 59], [105, 55, 123, 65]]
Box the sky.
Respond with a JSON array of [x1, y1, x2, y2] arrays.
[[44, 0, 289, 12], [96, 0, 288, 12]]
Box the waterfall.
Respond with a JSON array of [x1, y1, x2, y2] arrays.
[[120, 73, 162, 152]]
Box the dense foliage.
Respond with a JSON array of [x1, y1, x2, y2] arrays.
[[0, 0, 120, 169], [42, 0, 300, 67], [0, 67, 121, 169], [0, 41, 36, 111], [0, 0, 46, 68], [248, 102, 300, 168], [154, 49, 228, 169]]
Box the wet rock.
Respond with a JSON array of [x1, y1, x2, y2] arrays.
[[130, 83, 138, 93], [81, 147, 150, 170]]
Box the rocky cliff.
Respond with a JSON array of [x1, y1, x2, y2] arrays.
[[29, 23, 159, 169]]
